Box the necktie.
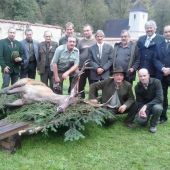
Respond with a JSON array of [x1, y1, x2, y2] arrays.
[[99, 45, 102, 59], [144, 85, 148, 90], [166, 40, 170, 51], [11, 42, 13, 48], [145, 37, 151, 48]]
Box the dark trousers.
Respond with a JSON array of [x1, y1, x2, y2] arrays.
[[79, 70, 90, 98], [20, 60, 37, 79], [160, 77, 170, 121], [106, 101, 138, 124], [1, 73, 19, 89], [40, 67, 53, 90], [53, 70, 79, 95], [137, 104, 163, 127]]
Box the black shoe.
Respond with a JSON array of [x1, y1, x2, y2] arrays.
[[158, 119, 167, 124]]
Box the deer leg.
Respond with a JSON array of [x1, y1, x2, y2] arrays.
[[5, 99, 24, 107], [6, 86, 26, 95]]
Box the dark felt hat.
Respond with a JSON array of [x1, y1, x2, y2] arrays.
[[111, 66, 126, 75], [11, 51, 20, 62]]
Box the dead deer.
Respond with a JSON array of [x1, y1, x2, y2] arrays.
[[3, 60, 116, 113]]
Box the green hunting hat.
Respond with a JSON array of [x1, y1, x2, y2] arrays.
[[111, 66, 126, 75], [11, 51, 20, 62]]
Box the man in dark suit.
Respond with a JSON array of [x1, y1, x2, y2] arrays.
[[113, 30, 140, 84], [20, 29, 39, 79], [89, 66, 138, 127], [37, 31, 58, 90], [153, 25, 170, 124], [0, 27, 24, 89], [137, 20, 164, 78], [87, 30, 113, 85]]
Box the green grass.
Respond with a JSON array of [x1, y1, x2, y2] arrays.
[[0, 72, 170, 170]]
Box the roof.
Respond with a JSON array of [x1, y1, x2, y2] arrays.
[[103, 18, 129, 38], [130, 2, 148, 13], [0, 19, 62, 29]]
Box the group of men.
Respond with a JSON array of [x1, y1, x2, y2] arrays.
[[0, 20, 169, 134]]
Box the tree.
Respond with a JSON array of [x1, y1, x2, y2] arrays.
[[153, 0, 170, 34]]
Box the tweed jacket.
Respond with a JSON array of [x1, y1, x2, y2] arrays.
[[135, 78, 163, 110], [87, 43, 114, 81], [137, 34, 164, 77], [89, 78, 135, 109], [113, 41, 140, 81], [37, 41, 58, 74], [153, 40, 170, 81], [20, 39, 39, 69], [0, 38, 24, 74]]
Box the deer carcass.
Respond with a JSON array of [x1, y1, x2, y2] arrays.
[[3, 61, 116, 113]]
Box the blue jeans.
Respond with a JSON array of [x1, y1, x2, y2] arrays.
[[1, 73, 19, 89]]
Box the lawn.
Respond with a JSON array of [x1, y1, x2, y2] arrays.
[[0, 72, 170, 170]]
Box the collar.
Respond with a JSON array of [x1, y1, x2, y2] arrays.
[[8, 38, 14, 42], [97, 42, 104, 47], [147, 33, 156, 41], [26, 39, 33, 43], [138, 78, 155, 86], [165, 39, 170, 43], [120, 41, 131, 48], [64, 44, 77, 53]]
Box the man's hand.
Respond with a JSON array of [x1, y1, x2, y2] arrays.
[[90, 99, 98, 104], [139, 105, 147, 118], [128, 68, 135, 74], [15, 57, 22, 62], [97, 68, 104, 75], [37, 70, 40, 75], [62, 71, 69, 80], [3, 66, 10, 73], [55, 76, 60, 83], [162, 67, 170, 76], [118, 105, 127, 113]]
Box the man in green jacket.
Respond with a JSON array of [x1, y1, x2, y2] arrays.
[[135, 68, 163, 133], [89, 66, 138, 127], [0, 27, 24, 89]]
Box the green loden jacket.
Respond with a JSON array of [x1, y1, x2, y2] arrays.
[[89, 78, 135, 109], [0, 38, 24, 74]]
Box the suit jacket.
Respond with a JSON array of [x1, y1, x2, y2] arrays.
[[37, 41, 58, 74], [0, 38, 24, 74], [20, 39, 39, 69], [137, 34, 164, 77], [153, 40, 170, 81], [89, 78, 135, 109], [113, 41, 140, 81], [87, 43, 114, 80]]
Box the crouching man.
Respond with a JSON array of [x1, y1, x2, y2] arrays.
[[135, 68, 163, 133], [89, 66, 138, 127]]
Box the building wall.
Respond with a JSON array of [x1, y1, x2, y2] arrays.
[[129, 11, 148, 38], [0, 20, 62, 43]]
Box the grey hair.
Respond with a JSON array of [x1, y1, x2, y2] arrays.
[[8, 27, 16, 32], [95, 30, 105, 37], [44, 31, 52, 36], [145, 20, 157, 29], [121, 30, 130, 36]]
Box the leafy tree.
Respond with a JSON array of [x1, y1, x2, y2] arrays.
[[153, 0, 170, 34]]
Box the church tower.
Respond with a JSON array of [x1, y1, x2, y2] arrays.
[[129, 2, 148, 38]]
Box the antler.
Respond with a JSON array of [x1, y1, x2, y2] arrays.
[[80, 95, 118, 109], [70, 60, 92, 97]]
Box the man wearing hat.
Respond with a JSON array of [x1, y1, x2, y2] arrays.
[[89, 66, 138, 127], [0, 27, 24, 89]]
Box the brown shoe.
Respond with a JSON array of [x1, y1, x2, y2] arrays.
[[124, 122, 136, 128]]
